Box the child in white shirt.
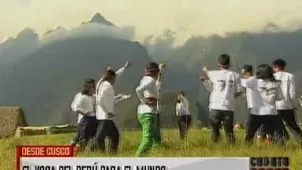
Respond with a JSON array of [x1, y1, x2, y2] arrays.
[[200, 54, 242, 144], [272, 59, 300, 141], [242, 64, 284, 145]]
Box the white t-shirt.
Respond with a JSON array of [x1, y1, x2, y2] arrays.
[[176, 97, 190, 116], [241, 76, 257, 108], [243, 78, 283, 115], [274, 71, 296, 110], [207, 70, 241, 111]]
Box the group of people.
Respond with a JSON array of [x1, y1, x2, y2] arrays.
[[69, 61, 171, 156], [68, 53, 302, 157], [199, 54, 302, 145]]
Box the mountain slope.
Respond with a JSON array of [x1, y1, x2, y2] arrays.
[[0, 37, 153, 125]]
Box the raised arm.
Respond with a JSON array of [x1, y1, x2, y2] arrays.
[[199, 66, 213, 92], [115, 61, 131, 78]]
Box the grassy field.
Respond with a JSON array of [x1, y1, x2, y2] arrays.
[[1, 129, 302, 169]]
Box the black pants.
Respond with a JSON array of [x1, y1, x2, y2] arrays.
[[177, 115, 192, 139], [245, 114, 284, 145], [91, 120, 119, 153], [209, 110, 235, 144], [77, 116, 98, 151], [279, 109, 302, 140], [71, 123, 81, 146]]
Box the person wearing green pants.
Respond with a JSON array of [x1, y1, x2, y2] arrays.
[[153, 63, 165, 146], [135, 62, 161, 157], [153, 111, 161, 146]]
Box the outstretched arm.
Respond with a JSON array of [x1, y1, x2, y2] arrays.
[[114, 94, 131, 104], [199, 66, 213, 92], [115, 61, 131, 78]]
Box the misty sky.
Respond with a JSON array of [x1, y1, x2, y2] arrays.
[[1, 0, 302, 43]]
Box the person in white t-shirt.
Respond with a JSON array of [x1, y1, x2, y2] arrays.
[[241, 65, 269, 141], [176, 90, 192, 140], [242, 64, 284, 145], [272, 59, 301, 141], [200, 54, 242, 144], [70, 79, 97, 151]]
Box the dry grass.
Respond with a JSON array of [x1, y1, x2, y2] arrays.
[[0, 129, 302, 169]]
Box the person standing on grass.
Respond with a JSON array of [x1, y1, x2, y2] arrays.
[[176, 90, 192, 140], [70, 61, 131, 147], [272, 59, 302, 141], [91, 70, 131, 154], [135, 62, 162, 157], [240, 65, 268, 142], [70, 79, 98, 151], [153, 63, 165, 146], [70, 92, 83, 146], [199, 54, 242, 144], [242, 64, 284, 145]]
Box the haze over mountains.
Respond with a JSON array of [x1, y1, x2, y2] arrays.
[[1, 13, 302, 126]]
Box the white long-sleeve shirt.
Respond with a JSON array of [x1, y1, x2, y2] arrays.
[[136, 76, 161, 114], [95, 81, 129, 120], [207, 70, 242, 111], [71, 93, 83, 123], [176, 97, 190, 116], [274, 71, 296, 110], [243, 77, 283, 115], [71, 92, 96, 123]]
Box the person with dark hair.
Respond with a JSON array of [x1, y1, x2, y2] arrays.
[[242, 64, 284, 145], [272, 59, 302, 141], [176, 90, 192, 140], [135, 62, 162, 156], [70, 78, 97, 151], [199, 54, 242, 144], [241, 65, 268, 142], [91, 69, 131, 154]]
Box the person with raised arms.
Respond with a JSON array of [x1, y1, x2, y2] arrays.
[[241, 65, 269, 142], [199, 54, 242, 144], [135, 62, 162, 157], [242, 64, 284, 145], [91, 70, 131, 154], [70, 61, 131, 147]]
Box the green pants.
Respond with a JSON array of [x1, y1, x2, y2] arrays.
[[135, 113, 154, 157], [153, 114, 161, 145]]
